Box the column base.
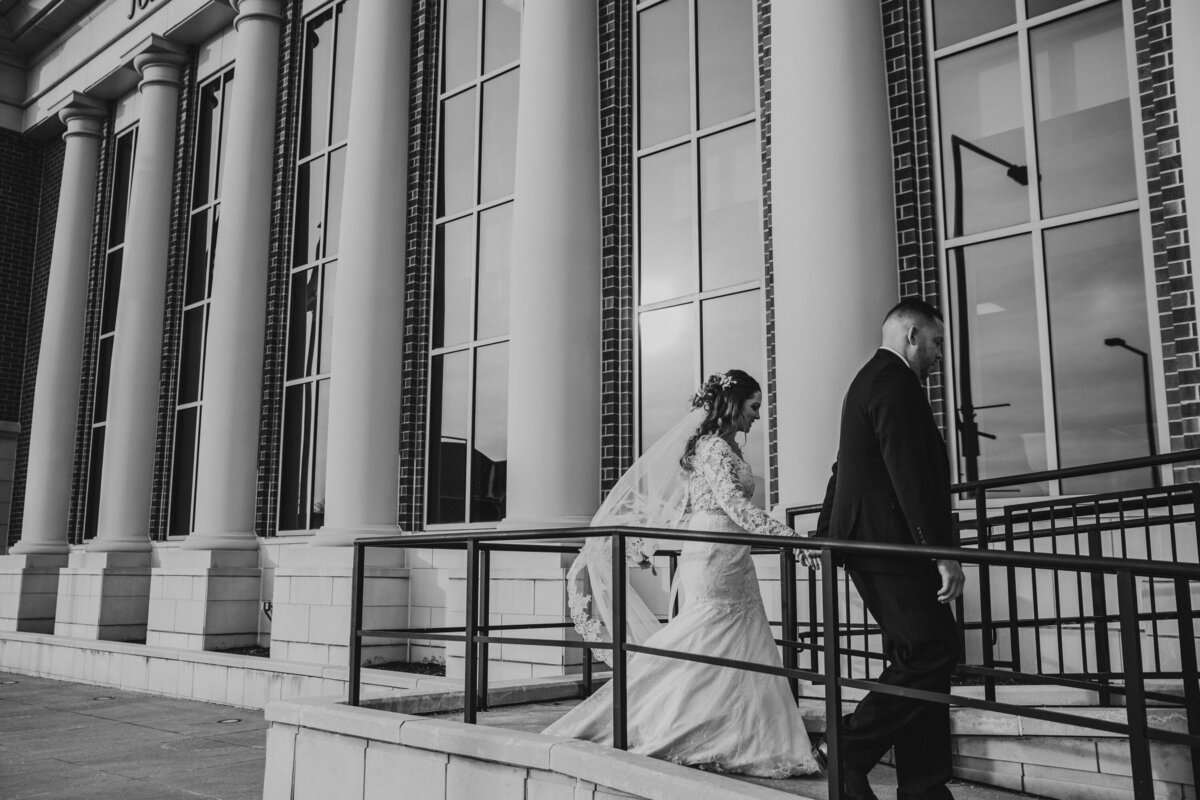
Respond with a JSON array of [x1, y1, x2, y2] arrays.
[[146, 549, 263, 651], [0, 553, 68, 633], [54, 551, 151, 641], [269, 544, 409, 667]]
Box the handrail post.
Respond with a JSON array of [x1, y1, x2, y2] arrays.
[[611, 533, 628, 750], [1174, 578, 1200, 792], [348, 540, 366, 707], [478, 547, 491, 712], [821, 547, 843, 799], [464, 540, 479, 724], [1116, 569, 1154, 799], [1087, 525, 1113, 706], [781, 548, 799, 701], [973, 492, 995, 703]]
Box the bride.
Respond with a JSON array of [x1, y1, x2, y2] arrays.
[[543, 370, 821, 778]]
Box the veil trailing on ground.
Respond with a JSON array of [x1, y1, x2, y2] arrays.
[[566, 407, 705, 665]]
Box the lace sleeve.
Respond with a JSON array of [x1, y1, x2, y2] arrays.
[[694, 437, 796, 538]]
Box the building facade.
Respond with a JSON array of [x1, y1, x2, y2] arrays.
[[0, 0, 1195, 678]]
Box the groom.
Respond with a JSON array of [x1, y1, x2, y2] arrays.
[[816, 298, 965, 800]]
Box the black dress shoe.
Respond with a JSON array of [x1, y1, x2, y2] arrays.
[[812, 737, 828, 772], [842, 768, 880, 800]]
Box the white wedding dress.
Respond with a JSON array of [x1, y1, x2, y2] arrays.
[[543, 435, 819, 778]]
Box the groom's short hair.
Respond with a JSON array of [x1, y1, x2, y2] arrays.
[[884, 297, 943, 328]]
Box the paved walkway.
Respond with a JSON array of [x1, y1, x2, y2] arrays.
[[0, 671, 266, 800]]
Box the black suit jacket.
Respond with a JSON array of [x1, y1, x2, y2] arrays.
[[816, 349, 956, 574]]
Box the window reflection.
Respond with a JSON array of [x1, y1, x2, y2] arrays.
[[932, 0, 1015, 49], [638, 0, 689, 148], [472, 344, 508, 522], [299, 10, 333, 156], [639, 304, 696, 451], [953, 236, 1047, 495], [438, 90, 476, 217], [1027, 0, 1080, 18], [697, 0, 755, 129], [640, 144, 695, 305], [483, 0, 521, 73], [480, 70, 519, 203], [442, 0, 478, 92], [329, 0, 357, 145], [434, 217, 474, 348], [293, 158, 327, 266], [939, 38, 1028, 237], [700, 124, 762, 292], [1031, 3, 1135, 218], [428, 351, 471, 524], [1046, 214, 1154, 492], [476, 203, 512, 339]]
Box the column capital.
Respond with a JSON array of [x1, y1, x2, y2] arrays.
[[231, 0, 283, 29], [53, 94, 108, 141], [122, 34, 187, 90]]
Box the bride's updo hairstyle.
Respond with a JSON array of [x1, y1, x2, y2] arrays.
[[680, 369, 762, 471]]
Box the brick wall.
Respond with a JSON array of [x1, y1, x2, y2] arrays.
[[396, 0, 440, 533], [757, 0, 778, 505], [1135, 0, 1197, 471]]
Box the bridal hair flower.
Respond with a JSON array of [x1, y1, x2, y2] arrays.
[[692, 372, 737, 409]]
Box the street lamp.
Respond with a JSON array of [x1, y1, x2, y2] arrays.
[[1103, 337, 1160, 488], [949, 135, 1029, 488]]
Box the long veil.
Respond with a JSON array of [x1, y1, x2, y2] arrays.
[[566, 407, 705, 665]]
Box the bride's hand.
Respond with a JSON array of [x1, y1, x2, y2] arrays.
[[797, 547, 821, 572]]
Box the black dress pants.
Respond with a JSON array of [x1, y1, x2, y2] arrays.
[[842, 566, 960, 799]]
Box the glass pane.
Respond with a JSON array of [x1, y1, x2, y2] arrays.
[[443, 0, 479, 92], [311, 378, 330, 528], [191, 80, 221, 208], [638, 0, 690, 147], [434, 217, 474, 348], [438, 89, 477, 217], [318, 261, 336, 374], [483, 0, 520, 73], [480, 69, 519, 203], [177, 307, 205, 405], [1028, 0, 1080, 18], [83, 427, 105, 540], [108, 131, 136, 246], [185, 211, 211, 306], [939, 37, 1029, 237], [951, 236, 1047, 495], [300, 9, 334, 156], [278, 384, 312, 530], [700, 124, 762, 291], [208, 207, 219, 300], [427, 351, 470, 524], [100, 252, 122, 335], [93, 337, 113, 423], [639, 304, 696, 451], [330, 0, 358, 145], [293, 157, 327, 265], [702, 290, 765, 504], [697, 0, 755, 129], [1045, 214, 1155, 492], [476, 202, 511, 339], [932, 0, 1016, 48], [169, 406, 198, 537], [287, 268, 320, 379], [325, 146, 347, 256], [1031, 4, 1135, 218], [640, 144, 696, 304], [472, 343, 508, 522], [215, 74, 233, 196]]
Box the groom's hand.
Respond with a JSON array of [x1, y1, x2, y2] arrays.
[[935, 559, 965, 603]]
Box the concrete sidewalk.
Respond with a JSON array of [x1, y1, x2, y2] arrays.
[[0, 671, 266, 800]]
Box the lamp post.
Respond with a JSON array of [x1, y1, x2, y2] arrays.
[[1103, 337, 1160, 488], [949, 134, 1028, 488]]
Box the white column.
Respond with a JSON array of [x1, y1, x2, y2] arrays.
[[770, 2, 899, 507], [185, 0, 283, 551], [310, 0, 411, 548], [11, 97, 107, 556], [503, 0, 602, 528], [1173, 0, 1200, 214], [90, 45, 187, 552]]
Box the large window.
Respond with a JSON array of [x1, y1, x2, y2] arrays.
[[634, 0, 767, 501], [82, 125, 137, 541], [278, 0, 357, 531], [168, 68, 233, 537], [932, 0, 1155, 495], [425, 0, 520, 526]]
